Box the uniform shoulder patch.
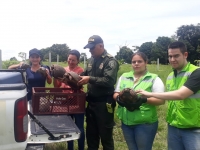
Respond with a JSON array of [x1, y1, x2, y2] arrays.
[[108, 61, 115, 68]]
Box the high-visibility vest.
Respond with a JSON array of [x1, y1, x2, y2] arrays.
[[166, 63, 200, 128], [117, 71, 158, 125]]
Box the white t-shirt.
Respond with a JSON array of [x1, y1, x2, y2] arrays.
[[115, 76, 165, 93]]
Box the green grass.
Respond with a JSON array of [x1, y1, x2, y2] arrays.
[[42, 62, 172, 150], [2, 61, 171, 150]]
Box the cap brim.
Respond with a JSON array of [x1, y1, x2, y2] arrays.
[[83, 43, 95, 49], [29, 53, 40, 57]]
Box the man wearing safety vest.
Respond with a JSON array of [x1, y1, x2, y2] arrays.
[[137, 41, 200, 150]]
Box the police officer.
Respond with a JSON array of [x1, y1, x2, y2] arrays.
[[78, 35, 119, 150]]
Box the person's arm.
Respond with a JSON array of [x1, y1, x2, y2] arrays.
[[46, 71, 52, 84], [145, 77, 165, 105], [137, 86, 193, 100], [44, 66, 52, 84], [53, 78, 62, 87], [78, 59, 119, 87], [137, 69, 200, 100], [8, 62, 24, 69], [183, 68, 200, 93], [113, 76, 122, 100]]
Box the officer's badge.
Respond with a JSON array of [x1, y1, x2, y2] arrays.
[[99, 63, 103, 69]]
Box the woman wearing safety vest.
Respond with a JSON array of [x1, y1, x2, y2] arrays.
[[113, 52, 165, 150]]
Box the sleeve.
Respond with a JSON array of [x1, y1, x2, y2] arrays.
[[114, 76, 122, 92], [89, 59, 119, 87], [184, 68, 200, 93], [151, 77, 165, 92]]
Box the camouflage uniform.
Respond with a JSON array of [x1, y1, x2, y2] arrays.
[[82, 50, 119, 150]]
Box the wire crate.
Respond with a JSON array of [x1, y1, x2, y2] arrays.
[[32, 87, 86, 115]]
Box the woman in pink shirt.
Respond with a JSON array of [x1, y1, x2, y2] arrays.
[[54, 50, 85, 150]]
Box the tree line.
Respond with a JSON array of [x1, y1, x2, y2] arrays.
[[9, 44, 87, 63], [115, 23, 200, 64], [39, 44, 87, 62]]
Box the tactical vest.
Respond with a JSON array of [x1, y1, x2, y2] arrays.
[[117, 71, 158, 125], [166, 63, 200, 128]]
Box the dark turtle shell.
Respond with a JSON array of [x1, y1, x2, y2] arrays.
[[63, 71, 82, 90], [119, 88, 138, 103], [36, 67, 47, 77], [20, 63, 30, 69], [51, 64, 66, 79]]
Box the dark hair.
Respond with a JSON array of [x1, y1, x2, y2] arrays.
[[68, 50, 80, 60], [168, 41, 187, 54], [132, 51, 148, 62]]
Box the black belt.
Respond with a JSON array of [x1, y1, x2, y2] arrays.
[[87, 95, 113, 102]]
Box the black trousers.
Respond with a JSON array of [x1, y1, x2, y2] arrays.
[[86, 100, 115, 150]]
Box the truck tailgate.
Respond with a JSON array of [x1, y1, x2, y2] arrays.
[[28, 102, 80, 144]]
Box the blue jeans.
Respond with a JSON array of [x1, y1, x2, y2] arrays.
[[121, 121, 158, 150], [68, 113, 85, 150], [168, 124, 200, 150]]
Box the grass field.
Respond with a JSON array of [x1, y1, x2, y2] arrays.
[[3, 61, 172, 150], [41, 62, 172, 150]]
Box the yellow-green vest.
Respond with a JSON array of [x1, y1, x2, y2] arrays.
[[166, 63, 200, 128], [117, 71, 158, 125]]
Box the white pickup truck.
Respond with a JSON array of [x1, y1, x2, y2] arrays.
[[0, 69, 81, 150]]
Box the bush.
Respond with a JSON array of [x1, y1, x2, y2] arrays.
[[2, 60, 20, 69]]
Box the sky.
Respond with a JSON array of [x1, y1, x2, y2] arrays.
[[0, 0, 200, 61]]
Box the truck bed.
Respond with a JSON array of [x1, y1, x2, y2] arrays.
[[30, 115, 80, 135], [27, 102, 81, 144]]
